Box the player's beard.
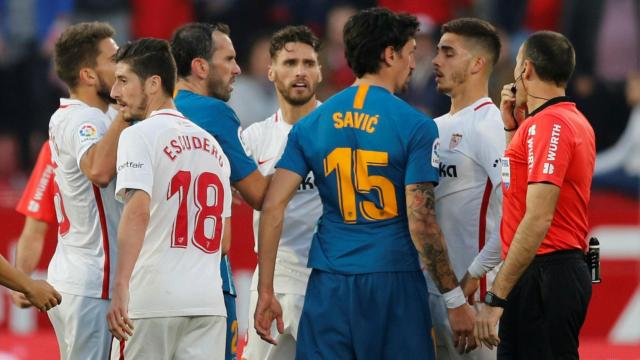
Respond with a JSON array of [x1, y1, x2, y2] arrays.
[[206, 71, 231, 102], [276, 80, 316, 107], [437, 67, 468, 95], [397, 69, 413, 94], [129, 93, 149, 121], [97, 75, 116, 104]]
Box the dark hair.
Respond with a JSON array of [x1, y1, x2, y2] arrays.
[[523, 31, 575, 86], [343, 7, 419, 77], [170, 22, 231, 78], [54, 22, 115, 89], [441, 18, 501, 66], [269, 25, 321, 59], [114, 38, 176, 96]]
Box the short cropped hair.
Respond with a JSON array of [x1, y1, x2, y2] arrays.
[[523, 31, 576, 87], [171, 22, 231, 78], [114, 38, 176, 96], [269, 25, 321, 59], [441, 18, 501, 66], [54, 22, 115, 89], [343, 7, 419, 78]]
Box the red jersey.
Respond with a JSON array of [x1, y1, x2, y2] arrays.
[[500, 98, 595, 257], [16, 141, 57, 224]]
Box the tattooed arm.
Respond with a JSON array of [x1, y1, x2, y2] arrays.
[[406, 182, 477, 353], [406, 182, 458, 292]]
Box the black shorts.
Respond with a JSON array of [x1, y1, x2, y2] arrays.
[[498, 250, 592, 360]]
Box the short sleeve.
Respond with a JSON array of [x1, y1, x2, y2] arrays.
[[68, 108, 109, 168], [527, 116, 575, 186], [115, 127, 154, 202], [405, 119, 440, 185], [15, 141, 57, 224], [276, 125, 309, 178], [203, 104, 257, 182]]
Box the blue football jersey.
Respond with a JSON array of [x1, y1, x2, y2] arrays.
[[175, 90, 257, 183], [277, 85, 440, 274], [175, 90, 249, 294]]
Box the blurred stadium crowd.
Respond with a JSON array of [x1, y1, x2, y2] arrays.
[[0, 0, 638, 199]]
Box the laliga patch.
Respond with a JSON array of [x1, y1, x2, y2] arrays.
[[78, 123, 98, 143], [449, 133, 463, 150], [501, 157, 511, 189], [431, 138, 440, 167]]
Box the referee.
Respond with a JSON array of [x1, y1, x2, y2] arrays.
[[475, 31, 595, 359]]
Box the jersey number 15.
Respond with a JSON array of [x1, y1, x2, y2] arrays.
[[324, 148, 398, 223]]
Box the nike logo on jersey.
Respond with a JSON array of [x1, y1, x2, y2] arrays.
[[258, 158, 274, 166]]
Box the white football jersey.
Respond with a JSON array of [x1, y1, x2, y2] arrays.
[[426, 98, 505, 297], [242, 107, 322, 295], [115, 109, 231, 319], [47, 98, 122, 299]]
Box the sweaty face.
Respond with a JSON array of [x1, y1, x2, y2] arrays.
[[432, 33, 473, 95], [206, 31, 241, 102], [94, 38, 119, 104], [111, 62, 149, 121], [394, 38, 416, 94], [271, 42, 321, 106]]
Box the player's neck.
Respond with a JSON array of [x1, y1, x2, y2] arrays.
[[143, 96, 176, 118], [175, 78, 206, 97], [69, 87, 109, 113], [354, 74, 395, 93], [449, 79, 489, 115], [280, 98, 317, 125]]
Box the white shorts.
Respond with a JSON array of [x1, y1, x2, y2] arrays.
[[429, 293, 496, 360], [47, 292, 112, 360], [111, 315, 226, 360], [243, 290, 305, 360]]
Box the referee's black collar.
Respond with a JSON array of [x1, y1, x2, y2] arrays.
[[528, 96, 572, 118]]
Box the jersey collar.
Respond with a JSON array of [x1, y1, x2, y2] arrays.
[[528, 96, 572, 118]]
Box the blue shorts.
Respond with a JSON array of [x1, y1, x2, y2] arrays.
[[224, 291, 238, 360], [296, 270, 435, 360]]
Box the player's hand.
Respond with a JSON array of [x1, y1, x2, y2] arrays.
[[447, 303, 477, 354], [460, 272, 480, 305], [474, 304, 502, 349], [254, 291, 284, 345], [500, 84, 525, 131], [10, 290, 32, 308], [23, 280, 62, 312], [107, 287, 134, 341]]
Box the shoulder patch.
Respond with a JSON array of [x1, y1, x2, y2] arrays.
[[431, 138, 440, 167], [78, 123, 99, 143]]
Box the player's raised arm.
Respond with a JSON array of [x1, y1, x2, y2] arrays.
[[405, 182, 477, 353], [254, 168, 302, 345], [79, 110, 129, 187]]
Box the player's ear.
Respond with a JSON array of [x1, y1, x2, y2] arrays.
[[79, 67, 97, 85], [317, 64, 323, 84], [191, 58, 207, 79], [267, 64, 275, 82], [470, 55, 485, 75], [382, 46, 395, 67], [146, 75, 162, 94]]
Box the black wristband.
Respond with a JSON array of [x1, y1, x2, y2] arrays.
[[504, 125, 518, 132]]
